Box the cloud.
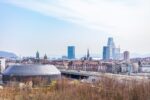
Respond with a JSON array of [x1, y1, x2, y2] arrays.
[[2, 0, 149, 31], [2, 0, 150, 53]]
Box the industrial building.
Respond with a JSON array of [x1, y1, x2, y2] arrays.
[[2, 64, 61, 85]]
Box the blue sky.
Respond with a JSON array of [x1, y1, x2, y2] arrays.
[[0, 0, 150, 58]]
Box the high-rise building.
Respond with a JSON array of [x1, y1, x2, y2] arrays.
[[67, 46, 75, 59], [123, 51, 130, 60], [107, 37, 115, 47], [103, 46, 110, 60], [103, 37, 120, 60], [113, 48, 120, 60]]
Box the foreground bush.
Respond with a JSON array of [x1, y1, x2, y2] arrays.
[[0, 77, 150, 100]]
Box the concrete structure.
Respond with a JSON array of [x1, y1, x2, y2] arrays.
[[67, 46, 75, 59], [0, 58, 6, 73], [139, 65, 150, 73], [123, 51, 130, 60], [60, 69, 146, 80], [2, 64, 61, 85], [121, 64, 128, 73], [132, 63, 139, 73]]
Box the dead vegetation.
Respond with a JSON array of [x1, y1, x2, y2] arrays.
[[0, 77, 150, 100]]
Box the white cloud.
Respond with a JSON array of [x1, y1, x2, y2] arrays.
[[2, 0, 150, 54]]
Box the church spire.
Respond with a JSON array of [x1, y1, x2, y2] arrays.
[[36, 51, 40, 59], [87, 49, 90, 59], [44, 54, 47, 60]]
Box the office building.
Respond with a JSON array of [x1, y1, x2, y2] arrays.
[[103, 37, 120, 60], [113, 48, 120, 60], [67, 46, 75, 59], [107, 37, 115, 47], [0, 58, 6, 73], [103, 46, 110, 60], [123, 51, 130, 60]]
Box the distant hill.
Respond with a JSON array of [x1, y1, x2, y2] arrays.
[[0, 51, 17, 58], [130, 53, 150, 58]]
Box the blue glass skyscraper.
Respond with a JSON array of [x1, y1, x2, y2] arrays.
[[107, 37, 115, 47], [103, 46, 110, 60], [67, 46, 75, 59], [103, 37, 120, 60]]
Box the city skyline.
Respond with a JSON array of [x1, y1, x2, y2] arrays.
[[0, 0, 150, 57], [103, 37, 121, 60]]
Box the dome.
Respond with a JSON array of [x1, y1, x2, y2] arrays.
[[2, 64, 61, 85], [3, 64, 61, 76]]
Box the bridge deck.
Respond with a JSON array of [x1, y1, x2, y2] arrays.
[[59, 69, 149, 80]]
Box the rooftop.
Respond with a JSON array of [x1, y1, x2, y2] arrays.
[[3, 64, 61, 76]]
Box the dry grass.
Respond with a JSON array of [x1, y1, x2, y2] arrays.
[[0, 77, 150, 100]]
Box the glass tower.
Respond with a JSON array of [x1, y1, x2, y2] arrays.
[[67, 46, 75, 59], [103, 37, 120, 60], [107, 37, 115, 47], [103, 46, 110, 60]]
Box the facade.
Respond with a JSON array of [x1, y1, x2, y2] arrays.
[[103, 46, 110, 60], [107, 37, 114, 59], [113, 48, 120, 60], [67, 46, 75, 59], [0, 58, 6, 73], [139, 65, 150, 73], [123, 51, 130, 60], [107, 37, 115, 47], [121, 64, 128, 73], [2, 64, 61, 85], [103, 37, 120, 60]]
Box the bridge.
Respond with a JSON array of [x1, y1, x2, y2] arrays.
[[60, 69, 103, 79], [59, 69, 149, 80]]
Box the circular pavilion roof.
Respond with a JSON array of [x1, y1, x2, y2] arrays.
[[2, 64, 61, 76]]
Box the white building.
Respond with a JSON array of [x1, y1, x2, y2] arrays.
[[140, 65, 150, 73], [0, 58, 6, 73], [121, 64, 128, 73]]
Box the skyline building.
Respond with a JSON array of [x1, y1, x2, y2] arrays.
[[123, 51, 130, 60], [113, 47, 121, 60], [107, 37, 115, 47], [67, 46, 75, 59], [103, 37, 120, 60], [103, 46, 110, 60]]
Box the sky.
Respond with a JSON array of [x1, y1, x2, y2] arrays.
[[0, 0, 150, 58]]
